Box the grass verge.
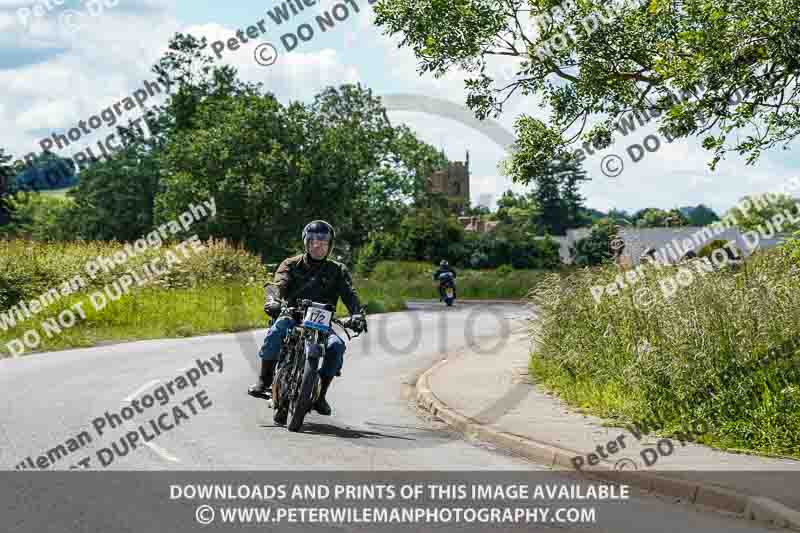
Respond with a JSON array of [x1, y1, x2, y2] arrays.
[[528, 248, 800, 458]]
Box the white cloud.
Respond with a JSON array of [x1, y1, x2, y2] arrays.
[[0, 1, 179, 158], [0, 3, 363, 161]]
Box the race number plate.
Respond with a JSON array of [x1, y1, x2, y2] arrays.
[[446, 288, 454, 297], [303, 307, 332, 330]]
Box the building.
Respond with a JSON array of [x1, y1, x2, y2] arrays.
[[425, 151, 470, 212], [616, 226, 790, 266]]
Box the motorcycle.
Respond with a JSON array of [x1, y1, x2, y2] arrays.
[[437, 272, 456, 307], [270, 298, 365, 432]]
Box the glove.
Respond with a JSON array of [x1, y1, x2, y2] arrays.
[[349, 314, 367, 333], [264, 299, 282, 319]]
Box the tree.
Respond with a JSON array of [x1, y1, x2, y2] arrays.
[[571, 219, 617, 266], [632, 208, 689, 227], [726, 193, 800, 233], [389, 124, 449, 215], [374, 0, 800, 173], [310, 84, 443, 248], [151, 33, 261, 138], [396, 206, 465, 261], [556, 158, 589, 230], [581, 207, 608, 225], [495, 190, 534, 226], [67, 138, 162, 241], [462, 203, 491, 216], [156, 79, 445, 262], [686, 204, 720, 226], [10, 152, 77, 193], [0, 149, 14, 227], [62, 33, 254, 243], [606, 208, 630, 223], [157, 91, 306, 260], [501, 156, 589, 234]]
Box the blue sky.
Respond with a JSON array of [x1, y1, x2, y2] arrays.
[[1, 0, 798, 215]]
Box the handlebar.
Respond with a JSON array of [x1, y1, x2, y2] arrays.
[[270, 299, 366, 337]]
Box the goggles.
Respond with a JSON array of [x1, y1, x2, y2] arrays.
[[305, 232, 332, 242]]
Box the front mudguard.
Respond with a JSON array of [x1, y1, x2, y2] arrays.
[[305, 339, 324, 362]]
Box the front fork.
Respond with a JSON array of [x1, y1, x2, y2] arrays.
[[304, 332, 325, 404]]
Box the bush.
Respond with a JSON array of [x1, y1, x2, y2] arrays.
[[496, 264, 514, 276], [0, 237, 270, 311], [459, 225, 561, 269], [355, 231, 411, 275], [570, 220, 615, 266], [2, 192, 78, 241], [780, 231, 800, 266]]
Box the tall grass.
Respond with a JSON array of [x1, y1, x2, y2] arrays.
[[0, 238, 271, 357], [529, 249, 800, 457]]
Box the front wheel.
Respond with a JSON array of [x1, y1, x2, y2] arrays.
[[288, 355, 320, 432]]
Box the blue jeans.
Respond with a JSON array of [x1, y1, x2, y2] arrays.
[[257, 317, 345, 378]]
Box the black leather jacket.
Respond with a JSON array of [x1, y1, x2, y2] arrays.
[[264, 253, 362, 316], [433, 266, 457, 282]]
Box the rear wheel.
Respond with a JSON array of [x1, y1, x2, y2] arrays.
[[288, 357, 319, 432]]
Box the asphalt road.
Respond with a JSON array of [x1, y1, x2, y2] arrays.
[[0, 302, 786, 532]]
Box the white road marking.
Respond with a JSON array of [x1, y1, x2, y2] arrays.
[[121, 378, 182, 464], [144, 441, 181, 463], [123, 379, 161, 402]]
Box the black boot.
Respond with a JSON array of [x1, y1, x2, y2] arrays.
[[313, 375, 334, 415], [248, 359, 276, 399]]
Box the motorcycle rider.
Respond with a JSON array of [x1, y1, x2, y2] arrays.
[[432, 260, 457, 301], [248, 220, 366, 417]]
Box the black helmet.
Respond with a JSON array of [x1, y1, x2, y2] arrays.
[[440, 260, 448, 267], [302, 220, 335, 261]]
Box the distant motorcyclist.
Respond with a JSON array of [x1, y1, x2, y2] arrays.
[[248, 220, 366, 416], [432, 260, 457, 301]]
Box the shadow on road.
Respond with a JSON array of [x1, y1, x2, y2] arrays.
[[299, 423, 418, 441], [257, 422, 417, 442]]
